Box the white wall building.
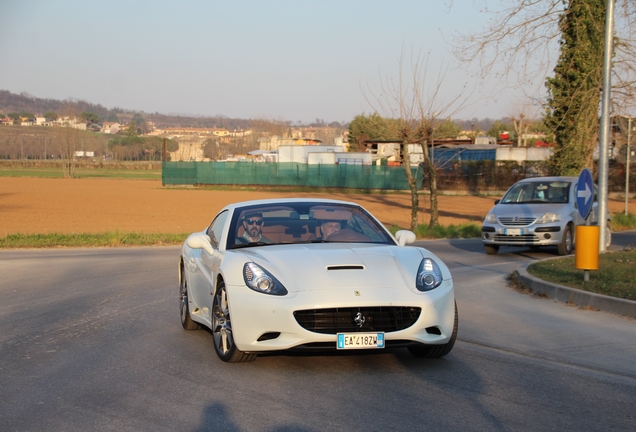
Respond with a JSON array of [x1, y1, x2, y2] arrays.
[[278, 145, 344, 163]]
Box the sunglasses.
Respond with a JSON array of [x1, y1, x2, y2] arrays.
[[245, 219, 263, 226]]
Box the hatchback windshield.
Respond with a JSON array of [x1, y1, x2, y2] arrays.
[[501, 181, 571, 204]]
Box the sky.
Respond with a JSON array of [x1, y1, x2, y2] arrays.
[[0, 0, 540, 124]]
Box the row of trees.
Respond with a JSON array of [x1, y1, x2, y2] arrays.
[[107, 121, 177, 162], [347, 114, 552, 150], [0, 123, 179, 177]]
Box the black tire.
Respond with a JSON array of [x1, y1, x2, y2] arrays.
[[484, 244, 499, 255], [408, 303, 458, 358], [180, 267, 199, 330], [557, 224, 573, 255], [212, 282, 256, 363]]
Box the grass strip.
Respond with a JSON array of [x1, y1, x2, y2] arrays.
[[0, 167, 162, 180], [612, 212, 636, 231], [387, 223, 481, 239], [1, 223, 481, 249], [0, 232, 189, 249], [527, 250, 636, 301]]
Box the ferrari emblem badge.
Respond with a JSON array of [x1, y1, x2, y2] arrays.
[[354, 312, 365, 327]]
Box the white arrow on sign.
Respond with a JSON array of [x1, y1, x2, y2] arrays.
[[578, 183, 592, 204]]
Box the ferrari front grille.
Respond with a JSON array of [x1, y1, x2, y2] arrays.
[[293, 306, 421, 334]]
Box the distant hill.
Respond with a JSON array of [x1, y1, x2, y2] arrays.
[[0, 90, 111, 118], [0, 90, 252, 130]]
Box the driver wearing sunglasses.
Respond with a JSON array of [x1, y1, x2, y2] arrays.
[[240, 212, 273, 244]]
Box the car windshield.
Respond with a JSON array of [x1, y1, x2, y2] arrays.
[[226, 202, 394, 249], [500, 181, 571, 204]]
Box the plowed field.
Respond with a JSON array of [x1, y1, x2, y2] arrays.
[[1, 177, 632, 237]]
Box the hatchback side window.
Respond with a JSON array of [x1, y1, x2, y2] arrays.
[[206, 210, 229, 249]]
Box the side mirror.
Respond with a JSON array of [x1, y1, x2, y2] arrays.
[[395, 230, 416, 246], [186, 233, 215, 255], [494, 199, 500, 205]]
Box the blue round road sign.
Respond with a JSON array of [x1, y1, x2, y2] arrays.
[[576, 168, 594, 219]]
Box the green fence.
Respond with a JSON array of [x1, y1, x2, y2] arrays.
[[162, 161, 420, 190]]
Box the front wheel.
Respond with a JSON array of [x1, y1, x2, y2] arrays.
[[484, 244, 499, 255], [408, 303, 458, 358], [557, 224, 573, 255], [605, 221, 612, 249], [212, 282, 256, 363]]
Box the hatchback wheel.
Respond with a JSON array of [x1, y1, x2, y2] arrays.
[[557, 224, 573, 255], [484, 244, 499, 255]]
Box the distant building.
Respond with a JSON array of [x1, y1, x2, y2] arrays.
[[278, 145, 343, 163], [101, 122, 121, 134], [259, 136, 322, 151]]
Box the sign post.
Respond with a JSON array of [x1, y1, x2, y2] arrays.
[[575, 168, 599, 282], [576, 168, 594, 221]]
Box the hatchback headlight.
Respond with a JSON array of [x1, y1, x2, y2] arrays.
[[485, 213, 497, 223], [415, 258, 443, 292], [536, 213, 561, 224], [243, 263, 288, 296]]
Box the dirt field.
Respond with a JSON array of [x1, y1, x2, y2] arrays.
[[1, 177, 633, 237]]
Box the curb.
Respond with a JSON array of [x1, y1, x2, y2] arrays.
[[514, 265, 636, 319]]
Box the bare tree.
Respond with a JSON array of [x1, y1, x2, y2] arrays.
[[367, 51, 468, 229], [59, 127, 82, 178], [508, 102, 539, 147]]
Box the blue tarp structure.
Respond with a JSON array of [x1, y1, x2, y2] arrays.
[[431, 148, 497, 166]]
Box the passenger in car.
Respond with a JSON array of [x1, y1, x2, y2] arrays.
[[317, 220, 342, 240]]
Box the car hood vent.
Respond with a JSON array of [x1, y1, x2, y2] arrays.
[[327, 265, 365, 271]]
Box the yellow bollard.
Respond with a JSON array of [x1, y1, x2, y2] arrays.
[[575, 225, 599, 270]]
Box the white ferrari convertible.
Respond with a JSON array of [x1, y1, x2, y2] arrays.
[[179, 198, 457, 362]]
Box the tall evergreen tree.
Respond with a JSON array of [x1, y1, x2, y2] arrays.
[[544, 0, 606, 176]]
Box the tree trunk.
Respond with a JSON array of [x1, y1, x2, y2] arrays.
[[427, 160, 439, 228], [419, 140, 439, 228], [402, 144, 419, 230]]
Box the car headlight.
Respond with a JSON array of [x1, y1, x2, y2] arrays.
[[485, 213, 497, 223], [243, 262, 288, 296], [415, 258, 443, 292], [536, 213, 561, 224]]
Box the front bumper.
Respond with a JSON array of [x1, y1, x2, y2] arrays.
[[481, 224, 563, 246], [226, 280, 455, 353]]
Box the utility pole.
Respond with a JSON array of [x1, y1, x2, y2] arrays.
[[598, 0, 615, 252], [627, 117, 632, 215]]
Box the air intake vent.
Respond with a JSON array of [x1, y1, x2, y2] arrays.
[[327, 265, 364, 270], [294, 307, 421, 334]]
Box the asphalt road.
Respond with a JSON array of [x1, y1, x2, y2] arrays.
[[1, 234, 635, 431]]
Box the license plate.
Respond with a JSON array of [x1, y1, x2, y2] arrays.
[[337, 333, 385, 349], [504, 228, 523, 236]]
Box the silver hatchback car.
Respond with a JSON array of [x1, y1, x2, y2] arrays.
[[481, 176, 612, 255]]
